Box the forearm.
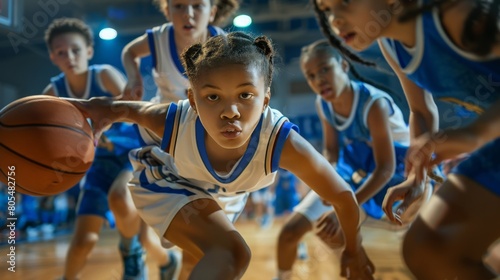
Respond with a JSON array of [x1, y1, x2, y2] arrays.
[[84, 98, 167, 137], [122, 50, 143, 84], [334, 191, 362, 253], [409, 109, 438, 140], [355, 167, 394, 205]]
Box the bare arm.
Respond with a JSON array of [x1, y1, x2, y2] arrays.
[[378, 40, 439, 223], [378, 41, 439, 141], [320, 114, 340, 165], [355, 99, 396, 204], [98, 65, 129, 100], [67, 98, 168, 139], [279, 129, 360, 253], [121, 34, 151, 100]]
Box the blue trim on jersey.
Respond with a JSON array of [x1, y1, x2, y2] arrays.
[[134, 124, 148, 147], [207, 25, 218, 36], [196, 115, 264, 184], [161, 102, 179, 151], [168, 25, 219, 79], [320, 100, 334, 127], [169, 26, 187, 78], [146, 29, 157, 70], [270, 121, 299, 172], [142, 182, 196, 195]]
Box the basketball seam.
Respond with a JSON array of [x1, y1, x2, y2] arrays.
[[0, 143, 89, 175], [0, 123, 93, 140], [0, 168, 47, 196]]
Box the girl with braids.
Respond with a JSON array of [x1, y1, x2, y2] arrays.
[[121, 0, 239, 103], [121, 1, 238, 277], [313, 0, 500, 278], [276, 39, 427, 280], [65, 32, 375, 280]]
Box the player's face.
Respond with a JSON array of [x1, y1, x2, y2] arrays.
[[49, 33, 93, 75], [167, 0, 216, 39], [189, 63, 270, 151], [301, 51, 349, 102], [316, 0, 395, 51]]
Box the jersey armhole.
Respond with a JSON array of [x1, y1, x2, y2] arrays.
[[146, 29, 157, 70], [269, 121, 300, 173]]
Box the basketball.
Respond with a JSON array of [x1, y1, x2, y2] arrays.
[[0, 95, 94, 196]]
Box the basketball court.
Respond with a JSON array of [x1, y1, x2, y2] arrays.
[[1, 216, 414, 280]]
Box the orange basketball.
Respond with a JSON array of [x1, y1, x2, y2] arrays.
[[0, 95, 94, 196]]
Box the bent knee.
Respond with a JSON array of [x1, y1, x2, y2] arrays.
[[402, 218, 452, 274], [279, 221, 309, 245], [71, 232, 99, 250], [205, 233, 251, 275]]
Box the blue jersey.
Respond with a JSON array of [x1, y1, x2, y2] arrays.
[[50, 64, 140, 157], [316, 81, 409, 194], [381, 1, 500, 126], [316, 81, 409, 146], [380, 1, 500, 196]]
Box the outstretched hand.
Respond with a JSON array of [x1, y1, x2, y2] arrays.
[[382, 177, 426, 225], [341, 247, 375, 280], [63, 97, 118, 144]]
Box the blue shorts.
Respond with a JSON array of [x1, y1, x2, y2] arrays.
[[452, 138, 500, 196], [337, 141, 407, 219], [76, 154, 133, 222]]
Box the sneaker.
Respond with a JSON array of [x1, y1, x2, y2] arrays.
[[159, 250, 182, 280], [297, 242, 308, 260], [120, 243, 147, 280]]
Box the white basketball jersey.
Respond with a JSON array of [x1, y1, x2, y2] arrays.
[[147, 23, 225, 103], [131, 99, 298, 195]]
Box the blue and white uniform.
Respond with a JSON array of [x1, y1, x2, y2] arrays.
[[51, 64, 141, 222], [294, 81, 410, 220], [128, 99, 298, 246], [146, 23, 225, 103], [380, 0, 500, 196]]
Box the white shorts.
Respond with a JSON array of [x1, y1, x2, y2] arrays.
[[293, 190, 332, 222], [294, 191, 367, 228], [128, 146, 248, 248]]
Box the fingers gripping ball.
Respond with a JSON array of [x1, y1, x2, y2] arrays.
[[0, 95, 94, 196]]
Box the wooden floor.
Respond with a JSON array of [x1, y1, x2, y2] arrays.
[[0, 217, 415, 280]]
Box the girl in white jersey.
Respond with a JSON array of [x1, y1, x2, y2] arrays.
[[313, 0, 500, 278], [67, 32, 375, 280], [121, 0, 239, 103]]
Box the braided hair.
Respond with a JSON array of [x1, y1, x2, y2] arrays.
[[311, 0, 375, 67], [301, 39, 398, 97], [312, 0, 499, 64], [181, 32, 275, 88]]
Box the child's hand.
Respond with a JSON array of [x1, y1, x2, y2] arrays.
[[63, 97, 116, 143], [382, 175, 426, 225], [341, 246, 375, 280], [405, 129, 479, 184]]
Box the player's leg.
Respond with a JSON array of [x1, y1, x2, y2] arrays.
[[63, 187, 107, 280], [165, 198, 251, 280], [178, 250, 197, 280], [63, 215, 105, 280], [276, 190, 331, 279], [139, 222, 182, 280], [108, 169, 147, 279], [403, 174, 500, 279]]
